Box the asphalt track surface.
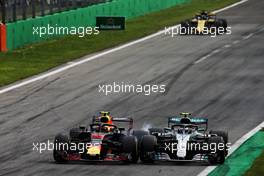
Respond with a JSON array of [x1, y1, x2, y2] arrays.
[[0, 0, 264, 175]]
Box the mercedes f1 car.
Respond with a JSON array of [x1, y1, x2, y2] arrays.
[[180, 11, 228, 35], [139, 113, 229, 165], [53, 111, 139, 163]]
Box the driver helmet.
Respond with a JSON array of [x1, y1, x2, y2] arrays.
[[98, 111, 113, 124], [180, 112, 192, 124], [200, 10, 208, 20], [200, 10, 208, 16]]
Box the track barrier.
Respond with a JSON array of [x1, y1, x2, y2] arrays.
[[2, 0, 190, 51]]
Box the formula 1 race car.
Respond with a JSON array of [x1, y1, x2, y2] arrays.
[[180, 11, 228, 35], [139, 113, 229, 165], [53, 111, 139, 163]]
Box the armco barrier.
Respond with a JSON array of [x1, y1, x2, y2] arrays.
[[5, 0, 190, 51]]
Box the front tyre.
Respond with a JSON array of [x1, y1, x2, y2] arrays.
[[217, 19, 228, 32], [140, 135, 157, 163], [53, 133, 69, 163], [210, 130, 229, 156], [208, 136, 225, 165], [180, 21, 190, 35]]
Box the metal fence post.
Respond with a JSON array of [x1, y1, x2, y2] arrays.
[[58, 0, 61, 12], [12, 0, 17, 22], [49, 0, 53, 15], [1, 0, 110, 23], [0, 0, 7, 24], [40, 0, 45, 16], [21, 0, 27, 20], [32, 0, 36, 18], [65, 0, 69, 11], [73, 0, 77, 9]]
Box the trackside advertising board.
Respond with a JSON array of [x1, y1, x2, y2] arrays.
[[96, 17, 125, 30]]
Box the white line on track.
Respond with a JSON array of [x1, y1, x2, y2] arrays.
[[195, 41, 238, 64], [211, 49, 220, 54], [0, 0, 249, 95], [243, 33, 254, 40], [195, 55, 212, 64], [195, 49, 222, 64], [194, 32, 252, 64], [197, 121, 264, 176], [223, 44, 231, 48], [233, 40, 241, 44], [0, 29, 167, 94], [213, 0, 249, 13]]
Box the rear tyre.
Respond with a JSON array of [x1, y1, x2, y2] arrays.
[[210, 22, 219, 35], [140, 135, 157, 163], [53, 133, 69, 163], [122, 136, 138, 163], [208, 136, 225, 165], [132, 130, 149, 145], [132, 130, 149, 163]]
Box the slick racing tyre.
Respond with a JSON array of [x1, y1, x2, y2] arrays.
[[180, 21, 190, 35], [210, 130, 229, 156], [132, 130, 149, 144], [140, 135, 157, 163], [209, 22, 219, 35], [53, 133, 69, 163], [208, 136, 225, 165], [122, 136, 138, 163], [217, 19, 228, 32]]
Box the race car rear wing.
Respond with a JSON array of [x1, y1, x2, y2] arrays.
[[112, 117, 133, 122], [168, 116, 208, 130], [112, 117, 133, 129]]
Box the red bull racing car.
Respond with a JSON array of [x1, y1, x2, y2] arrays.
[[53, 111, 139, 163]]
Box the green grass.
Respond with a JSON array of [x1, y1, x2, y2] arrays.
[[0, 0, 240, 86], [209, 131, 264, 176], [244, 141, 264, 176]]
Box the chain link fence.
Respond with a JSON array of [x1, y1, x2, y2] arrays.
[[0, 0, 112, 24]]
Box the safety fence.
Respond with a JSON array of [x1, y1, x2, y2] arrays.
[[0, 0, 190, 52], [0, 0, 111, 23]]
